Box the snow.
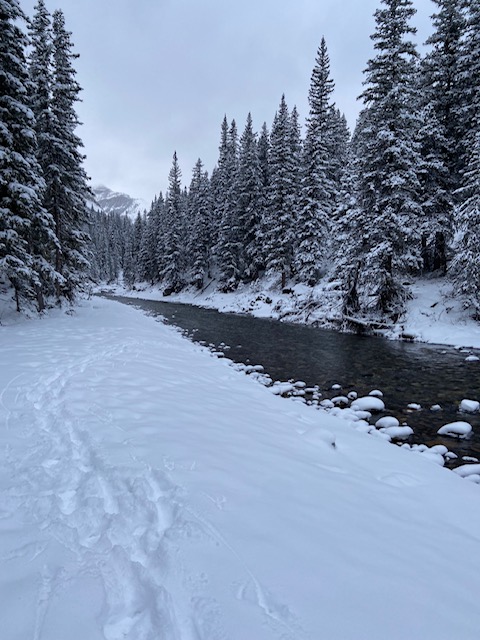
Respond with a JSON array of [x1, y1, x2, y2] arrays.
[[375, 416, 400, 429], [2, 297, 480, 639], [350, 396, 386, 412], [379, 425, 414, 440], [454, 464, 480, 479], [401, 279, 480, 348], [459, 399, 480, 413], [437, 421, 473, 438]]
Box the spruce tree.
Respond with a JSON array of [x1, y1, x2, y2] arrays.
[[295, 38, 336, 285], [350, 0, 423, 319], [265, 95, 297, 288], [161, 152, 184, 292], [235, 113, 263, 281], [419, 0, 467, 270], [449, 120, 480, 313], [463, 0, 480, 153], [0, 0, 49, 310], [188, 159, 212, 288], [216, 119, 240, 290], [50, 9, 91, 300]]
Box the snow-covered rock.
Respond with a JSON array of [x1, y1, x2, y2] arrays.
[[430, 404, 442, 412], [369, 389, 383, 397], [351, 396, 385, 412], [459, 399, 480, 413], [375, 416, 400, 429], [453, 464, 480, 478], [465, 355, 480, 362], [407, 403, 422, 411], [437, 421, 473, 438], [380, 425, 413, 440], [320, 399, 335, 409], [271, 382, 295, 395]]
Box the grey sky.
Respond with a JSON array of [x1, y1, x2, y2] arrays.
[[23, 0, 434, 205]]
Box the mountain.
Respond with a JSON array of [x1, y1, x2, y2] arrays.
[[91, 185, 147, 219]]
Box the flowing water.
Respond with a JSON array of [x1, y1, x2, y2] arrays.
[[109, 294, 480, 463]]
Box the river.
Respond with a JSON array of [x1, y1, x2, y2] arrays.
[[108, 294, 480, 463]]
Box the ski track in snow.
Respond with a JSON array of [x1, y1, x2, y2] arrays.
[[0, 319, 304, 640]]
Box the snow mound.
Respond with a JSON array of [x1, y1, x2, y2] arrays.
[[407, 403, 422, 411], [453, 464, 480, 478], [437, 421, 473, 438], [459, 399, 480, 414], [380, 426, 413, 440], [375, 416, 400, 429], [351, 396, 385, 412]]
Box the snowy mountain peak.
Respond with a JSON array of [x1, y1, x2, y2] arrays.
[[91, 185, 147, 219]]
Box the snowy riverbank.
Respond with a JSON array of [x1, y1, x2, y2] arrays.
[[1, 296, 480, 639], [105, 275, 480, 350]]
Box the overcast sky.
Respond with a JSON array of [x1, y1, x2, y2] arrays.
[[23, 0, 434, 205]]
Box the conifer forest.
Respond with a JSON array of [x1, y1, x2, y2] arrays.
[[1, 0, 480, 325]]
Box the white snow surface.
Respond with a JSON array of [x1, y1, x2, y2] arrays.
[[1, 297, 480, 640], [437, 421, 473, 438]]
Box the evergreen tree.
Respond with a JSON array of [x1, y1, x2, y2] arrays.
[[27, 0, 61, 306], [421, 0, 467, 186], [450, 120, 480, 313], [49, 9, 91, 300], [161, 152, 184, 292], [419, 0, 467, 270], [139, 195, 162, 284], [265, 95, 297, 288], [349, 0, 423, 319], [0, 0, 49, 310], [295, 38, 336, 284], [236, 113, 263, 281], [463, 0, 480, 152], [216, 119, 240, 290], [188, 159, 212, 288]]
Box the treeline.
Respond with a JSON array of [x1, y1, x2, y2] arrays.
[[94, 0, 479, 322], [0, 0, 90, 311]]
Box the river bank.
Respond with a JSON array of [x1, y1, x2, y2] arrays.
[[104, 274, 480, 350], [1, 296, 480, 639]]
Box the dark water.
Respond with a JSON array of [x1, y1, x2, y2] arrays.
[[109, 294, 480, 463]]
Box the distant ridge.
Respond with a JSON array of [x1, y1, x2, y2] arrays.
[[91, 185, 147, 219]]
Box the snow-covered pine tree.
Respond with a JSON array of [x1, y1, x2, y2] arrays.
[[419, 0, 467, 271], [449, 117, 480, 313], [235, 113, 264, 281], [50, 9, 91, 300], [139, 195, 162, 284], [0, 0, 49, 311], [265, 95, 297, 289], [188, 159, 212, 288], [463, 0, 480, 153], [123, 211, 144, 287], [161, 151, 185, 293], [349, 0, 423, 320], [27, 0, 61, 307], [216, 119, 240, 290], [295, 37, 336, 285], [417, 101, 452, 273]]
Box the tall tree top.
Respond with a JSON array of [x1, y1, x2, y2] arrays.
[[361, 0, 418, 106]]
